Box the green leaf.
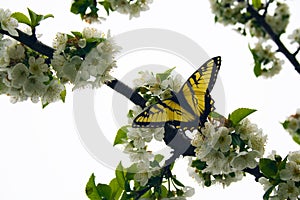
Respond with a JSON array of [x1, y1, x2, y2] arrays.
[[99, 0, 113, 15], [253, 60, 262, 77], [140, 189, 152, 198], [263, 185, 275, 200], [115, 162, 126, 189], [231, 133, 246, 149], [42, 102, 49, 109], [27, 8, 53, 28], [71, 31, 83, 38], [209, 111, 226, 121], [126, 163, 137, 180], [11, 12, 31, 26], [191, 159, 207, 170], [252, 0, 262, 9], [114, 126, 128, 146], [249, 45, 262, 77], [86, 173, 102, 200], [120, 192, 131, 200], [259, 158, 278, 178], [172, 177, 185, 187], [127, 109, 134, 118], [160, 185, 168, 198], [71, 0, 89, 14], [97, 183, 112, 199], [229, 108, 256, 127], [156, 67, 176, 82], [27, 8, 37, 27], [278, 156, 287, 171], [109, 178, 123, 200], [292, 134, 300, 145], [282, 120, 289, 129], [154, 154, 164, 163], [43, 14, 54, 20], [60, 89, 66, 103]]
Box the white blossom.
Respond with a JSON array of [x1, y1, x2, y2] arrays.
[[109, 0, 153, 19], [74, 31, 120, 89], [82, 27, 102, 39], [277, 180, 300, 200], [288, 28, 300, 44], [53, 33, 68, 53], [212, 127, 231, 152], [266, 2, 289, 35], [9, 63, 29, 88], [258, 177, 273, 192], [42, 80, 65, 104], [62, 55, 82, 82], [23, 75, 48, 96], [28, 56, 48, 76], [230, 151, 259, 170], [7, 43, 25, 61], [0, 8, 18, 36]]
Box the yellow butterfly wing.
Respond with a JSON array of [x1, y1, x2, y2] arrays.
[[132, 99, 195, 128], [132, 56, 221, 129], [178, 56, 221, 127]]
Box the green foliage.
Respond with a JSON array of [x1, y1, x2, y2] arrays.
[[281, 120, 289, 129], [109, 178, 123, 200], [115, 162, 126, 190], [231, 132, 246, 149], [228, 108, 257, 127], [156, 67, 176, 82], [11, 12, 31, 26], [209, 111, 226, 120], [12, 9, 53, 29], [259, 158, 278, 179], [191, 159, 207, 170], [259, 156, 288, 200], [249, 45, 262, 77], [60, 89, 66, 103], [99, 0, 113, 15], [263, 185, 276, 200], [42, 102, 49, 109], [292, 134, 300, 145], [71, 0, 99, 19], [252, 0, 262, 9], [86, 173, 110, 200], [114, 126, 129, 146]]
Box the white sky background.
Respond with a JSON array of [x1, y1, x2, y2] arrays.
[[0, 0, 300, 199]]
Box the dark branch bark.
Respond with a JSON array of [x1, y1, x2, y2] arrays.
[[0, 29, 55, 58], [247, 4, 300, 74], [105, 79, 146, 108], [244, 166, 263, 182]]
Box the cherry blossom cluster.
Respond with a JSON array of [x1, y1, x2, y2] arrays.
[[189, 118, 267, 187], [0, 7, 120, 106]]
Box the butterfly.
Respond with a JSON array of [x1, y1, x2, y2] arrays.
[[132, 56, 221, 131]]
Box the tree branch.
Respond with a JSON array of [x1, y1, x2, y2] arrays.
[[0, 29, 55, 58], [246, 4, 300, 74], [244, 166, 263, 182]]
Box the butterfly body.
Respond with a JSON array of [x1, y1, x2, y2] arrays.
[[132, 56, 221, 130]]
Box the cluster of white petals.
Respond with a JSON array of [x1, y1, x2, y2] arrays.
[[51, 27, 121, 90], [259, 151, 300, 199], [109, 0, 153, 19], [189, 118, 267, 187]]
